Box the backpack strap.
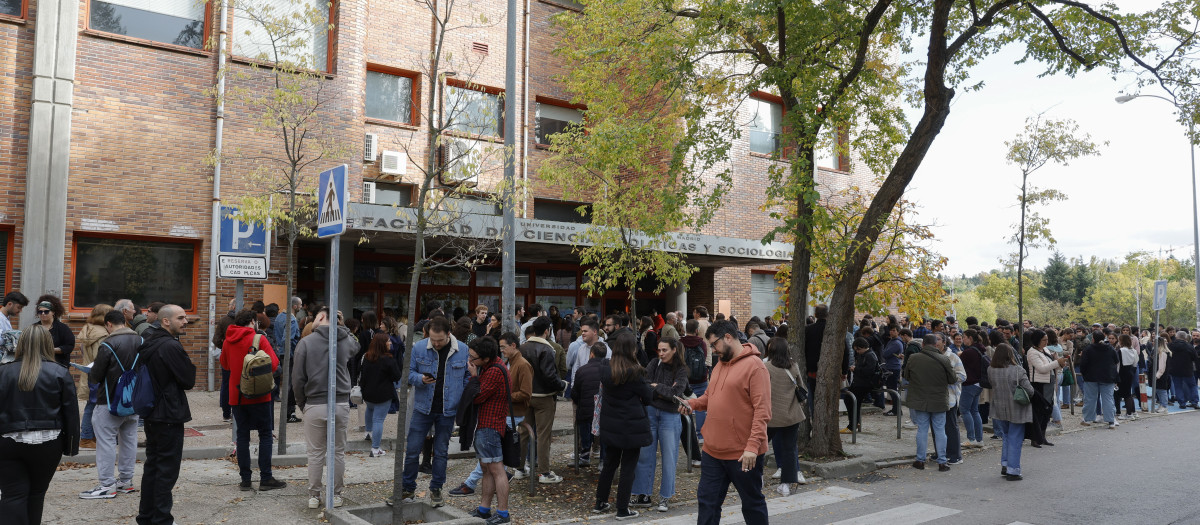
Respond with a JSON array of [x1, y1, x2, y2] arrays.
[[252, 333, 261, 351]]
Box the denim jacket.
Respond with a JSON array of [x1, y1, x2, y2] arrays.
[[407, 334, 470, 417]]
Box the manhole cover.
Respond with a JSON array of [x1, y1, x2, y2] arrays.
[[847, 472, 892, 484]]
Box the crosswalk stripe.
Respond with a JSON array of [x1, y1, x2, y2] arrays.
[[825, 502, 961, 525], [1007, 522, 1038, 525], [636, 486, 872, 525]]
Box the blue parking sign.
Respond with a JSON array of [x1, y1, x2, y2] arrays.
[[219, 206, 269, 256]]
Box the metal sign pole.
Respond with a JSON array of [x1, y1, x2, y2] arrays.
[[326, 239, 339, 511]]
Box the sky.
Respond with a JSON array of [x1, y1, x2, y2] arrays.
[[905, 37, 1193, 279]]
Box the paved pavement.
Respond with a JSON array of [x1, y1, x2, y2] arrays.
[[41, 389, 1181, 524]]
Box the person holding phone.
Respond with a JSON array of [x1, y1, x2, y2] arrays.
[[629, 338, 688, 512]]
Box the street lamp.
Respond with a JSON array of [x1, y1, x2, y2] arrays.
[[1117, 93, 1200, 329]]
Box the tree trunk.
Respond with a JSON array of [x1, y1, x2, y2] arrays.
[[809, 0, 958, 457], [277, 190, 297, 455], [1017, 173, 1027, 339], [785, 146, 815, 449]]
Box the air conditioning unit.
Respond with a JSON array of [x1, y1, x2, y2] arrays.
[[380, 150, 406, 176], [362, 181, 376, 204], [440, 138, 481, 187], [364, 133, 378, 162]]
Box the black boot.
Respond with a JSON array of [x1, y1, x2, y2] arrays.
[[419, 435, 434, 474]]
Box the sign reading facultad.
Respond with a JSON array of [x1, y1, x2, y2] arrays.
[[218, 205, 269, 279], [218, 255, 268, 279], [317, 165, 348, 238], [1154, 279, 1168, 311]]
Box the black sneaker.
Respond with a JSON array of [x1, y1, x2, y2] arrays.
[[469, 507, 493, 519], [912, 460, 925, 470], [630, 495, 652, 508], [419, 463, 433, 474], [615, 509, 640, 521], [449, 483, 475, 497], [938, 463, 950, 472], [430, 488, 444, 507], [259, 478, 287, 491], [287, 415, 301, 423], [239, 480, 253, 491], [485, 514, 511, 525], [592, 502, 612, 514]]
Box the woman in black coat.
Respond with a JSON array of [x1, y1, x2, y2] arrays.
[[593, 331, 653, 520], [359, 333, 402, 457]]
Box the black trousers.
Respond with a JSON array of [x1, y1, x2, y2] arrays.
[[0, 436, 62, 525], [233, 402, 275, 482], [595, 445, 640, 512], [138, 421, 185, 525], [220, 369, 232, 418]]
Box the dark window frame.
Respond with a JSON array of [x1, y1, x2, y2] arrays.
[[365, 63, 420, 127], [747, 92, 784, 157], [69, 233, 202, 314], [0, 0, 28, 22], [84, 0, 214, 54]]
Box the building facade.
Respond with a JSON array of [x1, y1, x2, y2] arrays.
[[0, 0, 873, 387]]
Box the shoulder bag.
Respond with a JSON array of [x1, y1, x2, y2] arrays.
[[783, 368, 808, 405], [1012, 378, 1030, 406], [487, 364, 523, 469], [350, 356, 364, 405]]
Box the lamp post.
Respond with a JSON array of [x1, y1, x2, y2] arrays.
[[1117, 93, 1200, 329]]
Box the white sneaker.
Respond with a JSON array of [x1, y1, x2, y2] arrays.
[[903, 421, 917, 429], [308, 497, 319, 509], [771, 469, 781, 479], [79, 485, 117, 499], [691, 460, 702, 468], [512, 467, 529, 479], [797, 471, 807, 485], [776, 483, 790, 496], [370, 448, 386, 457], [333, 496, 344, 508], [655, 498, 670, 512], [538, 471, 563, 484]]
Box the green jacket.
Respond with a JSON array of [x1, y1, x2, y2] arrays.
[[902, 346, 956, 413]]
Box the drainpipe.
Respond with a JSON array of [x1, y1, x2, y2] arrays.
[[206, 1, 231, 391], [521, 0, 531, 218]]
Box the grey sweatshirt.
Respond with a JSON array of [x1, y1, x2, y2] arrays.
[[292, 324, 358, 407]]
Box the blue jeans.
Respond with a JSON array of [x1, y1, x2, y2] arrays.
[[1155, 385, 1170, 408], [1082, 381, 1117, 423], [959, 384, 982, 443], [364, 401, 390, 449], [911, 409, 946, 464], [402, 410, 454, 491], [993, 419, 1024, 475], [767, 424, 800, 483], [697, 451, 767, 525], [1170, 375, 1198, 407], [81, 399, 96, 440], [466, 416, 522, 490], [691, 381, 708, 440], [632, 406, 681, 499]]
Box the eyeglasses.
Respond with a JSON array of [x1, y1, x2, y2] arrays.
[[36, 310, 51, 315]]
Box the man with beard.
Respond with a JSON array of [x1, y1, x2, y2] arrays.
[[679, 320, 770, 525]]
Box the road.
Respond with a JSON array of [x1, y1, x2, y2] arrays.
[[586, 411, 1200, 525]]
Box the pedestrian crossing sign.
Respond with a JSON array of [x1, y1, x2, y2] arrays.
[[317, 165, 347, 238]]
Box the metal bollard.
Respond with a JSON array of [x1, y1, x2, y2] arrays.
[[521, 420, 537, 497], [885, 389, 902, 439], [682, 413, 696, 473], [840, 389, 857, 444]]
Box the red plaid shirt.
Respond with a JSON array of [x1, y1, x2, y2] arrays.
[[473, 361, 510, 436]]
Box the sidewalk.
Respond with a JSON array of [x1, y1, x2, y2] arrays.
[[44, 391, 1184, 524]]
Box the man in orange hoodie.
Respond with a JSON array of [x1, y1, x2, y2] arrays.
[[220, 309, 286, 492], [680, 319, 772, 525]]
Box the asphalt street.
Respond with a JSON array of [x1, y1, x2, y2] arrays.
[[590, 410, 1200, 525]]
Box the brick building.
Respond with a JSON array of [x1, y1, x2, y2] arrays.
[[0, 0, 871, 388]]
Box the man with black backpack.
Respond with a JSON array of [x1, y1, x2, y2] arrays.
[[79, 309, 143, 500], [137, 304, 196, 525], [680, 319, 709, 467], [220, 310, 286, 492]]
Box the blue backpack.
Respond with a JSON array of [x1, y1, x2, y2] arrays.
[[131, 347, 158, 418], [104, 341, 141, 417]]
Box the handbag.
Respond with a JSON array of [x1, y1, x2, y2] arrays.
[[592, 386, 603, 436], [1013, 380, 1031, 406], [488, 364, 523, 469], [784, 369, 808, 405], [350, 356, 364, 405], [1061, 364, 1075, 386]]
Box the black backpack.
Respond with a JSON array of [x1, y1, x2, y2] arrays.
[[975, 346, 992, 389], [685, 342, 707, 383]]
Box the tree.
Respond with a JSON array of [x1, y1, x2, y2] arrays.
[[1040, 252, 1074, 304], [952, 290, 998, 326], [1071, 257, 1096, 305], [1004, 114, 1102, 331], [208, 0, 351, 456]]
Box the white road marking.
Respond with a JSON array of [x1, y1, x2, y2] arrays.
[[636, 486, 872, 525], [825, 502, 961, 525]]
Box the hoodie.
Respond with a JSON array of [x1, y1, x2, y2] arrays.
[[291, 324, 358, 408], [686, 343, 772, 461], [220, 324, 280, 406]]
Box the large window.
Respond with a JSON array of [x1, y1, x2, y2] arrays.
[[750, 272, 783, 320], [73, 236, 197, 310], [365, 66, 417, 125], [446, 84, 503, 138], [748, 97, 782, 155], [232, 0, 331, 70], [88, 0, 207, 49], [533, 199, 590, 224], [535, 102, 582, 145], [815, 127, 849, 171], [0, 0, 24, 17]]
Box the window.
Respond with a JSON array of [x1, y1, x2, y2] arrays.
[[0, 229, 9, 292], [533, 199, 590, 224], [365, 67, 417, 125], [373, 182, 413, 207], [535, 270, 577, 290], [0, 0, 24, 17], [477, 269, 529, 288], [748, 97, 782, 155], [88, 0, 207, 49], [232, 0, 331, 70], [750, 272, 783, 320], [816, 126, 849, 171], [535, 102, 582, 145], [73, 235, 197, 310], [446, 84, 503, 137]]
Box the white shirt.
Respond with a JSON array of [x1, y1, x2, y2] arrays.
[[567, 336, 610, 383], [0, 314, 12, 332]]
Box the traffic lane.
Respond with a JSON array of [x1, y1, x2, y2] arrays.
[[777, 412, 1200, 524]]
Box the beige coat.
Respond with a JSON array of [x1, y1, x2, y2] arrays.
[[1026, 347, 1062, 384], [76, 323, 109, 399], [766, 361, 806, 428]]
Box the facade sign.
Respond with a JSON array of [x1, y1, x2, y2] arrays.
[[218, 255, 268, 279], [347, 203, 794, 261]]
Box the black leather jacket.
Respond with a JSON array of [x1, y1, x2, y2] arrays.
[[0, 358, 80, 456]]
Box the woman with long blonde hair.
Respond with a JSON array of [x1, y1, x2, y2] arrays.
[[0, 324, 81, 523]]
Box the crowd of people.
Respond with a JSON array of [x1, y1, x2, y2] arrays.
[[2, 283, 1196, 525]]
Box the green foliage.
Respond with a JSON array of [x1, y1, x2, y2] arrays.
[[1040, 252, 1074, 304], [952, 290, 998, 327]]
